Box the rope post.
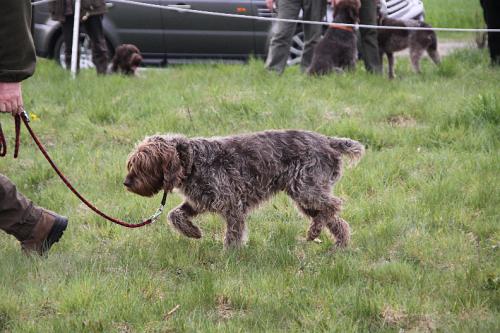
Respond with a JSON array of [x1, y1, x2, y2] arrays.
[[70, 0, 81, 79]]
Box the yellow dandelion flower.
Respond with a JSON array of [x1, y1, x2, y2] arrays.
[[29, 112, 40, 121]]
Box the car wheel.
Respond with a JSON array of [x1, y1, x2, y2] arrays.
[[265, 22, 305, 67], [53, 33, 96, 70], [287, 31, 304, 66]]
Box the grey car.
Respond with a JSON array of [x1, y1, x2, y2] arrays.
[[33, 0, 273, 67], [32, 0, 424, 68]]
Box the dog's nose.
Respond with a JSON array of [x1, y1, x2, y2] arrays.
[[123, 179, 132, 188]]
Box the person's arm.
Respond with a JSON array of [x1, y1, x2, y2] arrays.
[[0, 0, 36, 114], [266, 0, 274, 11]]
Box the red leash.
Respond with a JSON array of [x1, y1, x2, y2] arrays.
[[0, 122, 7, 157], [1, 110, 166, 228], [0, 113, 21, 158]]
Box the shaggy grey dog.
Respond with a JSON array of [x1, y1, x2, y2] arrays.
[[307, 0, 361, 76], [377, 17, 440, 79], [124, 130, 364, 249]]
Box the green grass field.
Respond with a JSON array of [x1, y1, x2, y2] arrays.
[[422, 0, 485, 41], [1, 44, 499, 332], [423, 0, 484, 29]]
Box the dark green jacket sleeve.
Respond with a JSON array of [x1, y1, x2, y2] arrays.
[[0, 0, 36, 82]]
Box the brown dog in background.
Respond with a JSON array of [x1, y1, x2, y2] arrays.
[[110, 44, 142, 75], [307, 0, 361, 76], [377, 17, 440, 79]]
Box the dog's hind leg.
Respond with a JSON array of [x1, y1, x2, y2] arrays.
[[222, 212, 247, 249], [387, 52, 396, 79], [168, 202, 202, 239], [410, 48, 424, 74], [290, 187, 345, 243], [325, 216, 350, 249], [297, 195, 350, 248], [298, 206, 326, 241]]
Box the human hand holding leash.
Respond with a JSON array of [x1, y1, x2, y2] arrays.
[[0, 82, 24, 115]]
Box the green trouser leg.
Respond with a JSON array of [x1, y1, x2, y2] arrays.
[[0, 174, 41, 241], [359, 0, 382, 74], [301, 0, 326, 71], [265, 0, 326, 74]]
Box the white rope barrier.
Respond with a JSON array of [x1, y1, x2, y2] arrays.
[[109, 0, 499, 33], [30, 0, 497, 79], [32, 0, 499, 32], [32, 0, 55, 6]]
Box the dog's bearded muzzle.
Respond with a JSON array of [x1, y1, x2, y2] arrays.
[[123, 172, 163, 197], [125, 135, 184, 197]]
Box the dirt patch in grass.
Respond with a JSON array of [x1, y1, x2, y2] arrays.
[[381, 306, 407, 326], [381, 306, 436, 332], [387, 115, 417, 127], [217, 295, 234, 320]]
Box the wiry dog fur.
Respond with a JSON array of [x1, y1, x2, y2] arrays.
[[307, 0, 361, 76], [110, 44, 143, 75], [124, 130, 364, 249], [377, 17, 440, 79]]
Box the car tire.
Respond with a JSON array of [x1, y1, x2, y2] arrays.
[[287, 30, 304, 66], [53, 33, 113, 70]]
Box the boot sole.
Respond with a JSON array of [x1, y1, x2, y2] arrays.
[[43, 216, 68, 253]]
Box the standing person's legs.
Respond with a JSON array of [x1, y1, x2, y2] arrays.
[[359, 0, 382, 73], [301, 0, 327, 71], [83, 15, 109, 74], [481, 0, 500, 65], [265, 0, 302, 74], [61, 15, 77, 71], [0, 174, 67, 255]]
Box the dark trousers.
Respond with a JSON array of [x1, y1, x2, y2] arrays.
[[480, 0, 500, 65], [359, 0, 382, 73], [265, 0, 326, 74], [62, 14, 109, 74], [0, 174, 41, 241]]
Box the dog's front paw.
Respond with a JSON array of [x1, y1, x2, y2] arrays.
[[168, 212, 202, 238], [177, 222, 202, 239], [186, 225, 202, 238]]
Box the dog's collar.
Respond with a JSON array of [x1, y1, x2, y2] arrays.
[[329, 23, 354, 32]]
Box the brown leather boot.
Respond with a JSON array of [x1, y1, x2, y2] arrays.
[[21, 209, 68, 255]]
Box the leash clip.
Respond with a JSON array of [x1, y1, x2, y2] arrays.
[[145, 191, 168, 224], [147, 205, 165, 224], [19, 108, 30, 123]]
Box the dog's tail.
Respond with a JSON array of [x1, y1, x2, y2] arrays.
[[329, 137, 365, 166]]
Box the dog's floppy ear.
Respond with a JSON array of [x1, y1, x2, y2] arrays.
[[130, 53, 143, 67], [157, 140, 183, 192]]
